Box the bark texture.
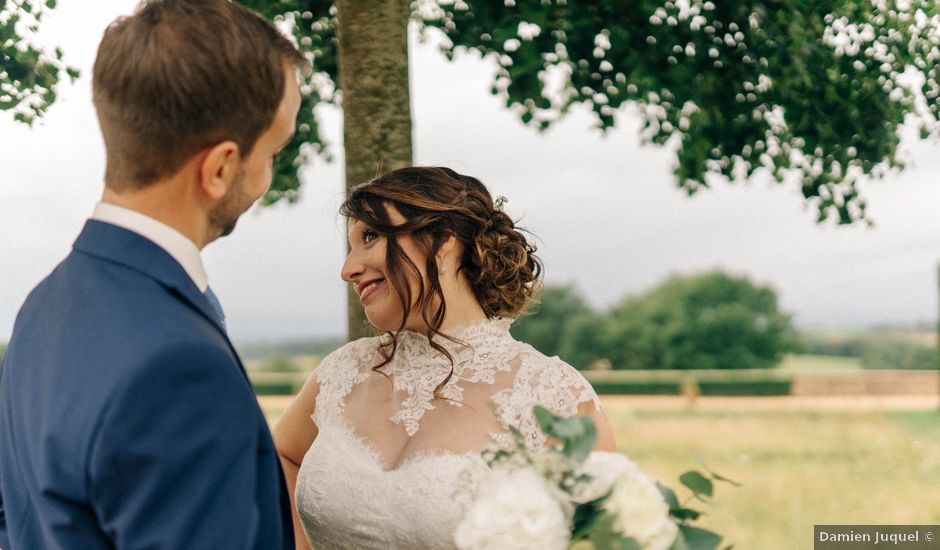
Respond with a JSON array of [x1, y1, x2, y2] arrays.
[[335, 0, 413, 340]]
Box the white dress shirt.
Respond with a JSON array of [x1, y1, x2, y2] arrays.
[[91, 202, 210, 293]]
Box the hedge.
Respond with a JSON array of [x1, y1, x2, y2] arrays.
[[589, 378, 792, 396], [249, 372, 305, 395], [249, 369, 795, 397], [697, 379, 792, 396]]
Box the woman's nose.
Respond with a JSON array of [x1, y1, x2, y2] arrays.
[[341, 250, 363, 284]]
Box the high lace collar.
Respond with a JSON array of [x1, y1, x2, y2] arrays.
[[384, 317, 515, 366], [372, 317, 518, 436]]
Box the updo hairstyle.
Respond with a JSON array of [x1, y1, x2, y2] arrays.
[[340, 166, 543, 393]]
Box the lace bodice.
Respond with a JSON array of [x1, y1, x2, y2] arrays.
[[295, 318, 601, 550]]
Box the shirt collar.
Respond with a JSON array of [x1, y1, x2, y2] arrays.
[[90, 202, 209, 292]]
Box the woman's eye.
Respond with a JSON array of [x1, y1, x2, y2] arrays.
[[362, 229, 379, 244]]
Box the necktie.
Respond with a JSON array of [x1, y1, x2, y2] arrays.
[[203, 287, 227, 330]]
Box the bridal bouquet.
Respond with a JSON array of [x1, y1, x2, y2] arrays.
[[453, 407, 734, 550]]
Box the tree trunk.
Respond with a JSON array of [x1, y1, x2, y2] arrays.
[[335, 0, 413, 341]]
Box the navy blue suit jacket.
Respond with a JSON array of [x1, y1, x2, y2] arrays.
[[0, 220, 294, 549]]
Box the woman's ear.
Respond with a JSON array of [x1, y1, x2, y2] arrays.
[[437, 235, 464, 276], [198, 141, 241, 200], [439, 234, 459, 257]]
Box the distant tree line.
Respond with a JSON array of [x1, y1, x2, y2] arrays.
[[236, 336, 345, 361], [800, 330, 937, 371], [511, 272, 799, 370]]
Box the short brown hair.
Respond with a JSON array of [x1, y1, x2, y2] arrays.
[[92, 0, 308, 190]]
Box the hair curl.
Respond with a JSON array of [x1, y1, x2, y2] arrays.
[[340, 166, 543, 396]]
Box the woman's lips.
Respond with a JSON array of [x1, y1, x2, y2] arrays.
[[359, 279, 385, 303]]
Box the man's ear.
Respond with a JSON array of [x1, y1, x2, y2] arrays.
[[198, 141, 241, 200]]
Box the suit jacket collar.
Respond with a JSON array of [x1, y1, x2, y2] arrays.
[[91, 202, 209, 292], [73, 220, 228, 337]]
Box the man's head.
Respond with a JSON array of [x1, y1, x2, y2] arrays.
[[92, 0, 306, 242]]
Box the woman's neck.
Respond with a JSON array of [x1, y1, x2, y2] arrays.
[[402, 278, 489, 334]]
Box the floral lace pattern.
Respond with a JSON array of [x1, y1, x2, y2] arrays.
[[297, 318, 602, 550], [492, 349, 602, 450]]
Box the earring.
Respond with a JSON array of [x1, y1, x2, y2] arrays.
[[440, 264, 448, 275]]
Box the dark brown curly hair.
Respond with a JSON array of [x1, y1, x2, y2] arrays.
[[340, 166, 543, 396]]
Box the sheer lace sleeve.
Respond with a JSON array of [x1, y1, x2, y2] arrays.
[[492, 346, 602, 450], [312, 338, 375, 428]]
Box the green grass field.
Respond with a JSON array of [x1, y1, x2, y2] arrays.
[[260, 397, 940, 549], [778, 353, 864, 371], [609, 403, 940, 549]]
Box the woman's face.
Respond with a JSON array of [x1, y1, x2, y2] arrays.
[[341, 204, 433, 332]]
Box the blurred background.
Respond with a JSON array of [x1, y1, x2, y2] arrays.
[[2, 1, 939, 548]]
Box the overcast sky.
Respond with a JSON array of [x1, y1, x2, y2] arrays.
[[2, 1, 939, 344]]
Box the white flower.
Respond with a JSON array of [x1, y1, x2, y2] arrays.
[[454, 466, 570, 550], [570, 451, 633, 504], [602, 459, 679, 550]]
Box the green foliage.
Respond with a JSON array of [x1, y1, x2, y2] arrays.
[[860, 338, 937, 370], [240, 1, 939, 223], [235, 0, 339, 205], [677, 526, 724, 550], [534, 404, 597, 461], [798, 331, 870, 357], [679, 471, 714, 499], [249, 371, 307, 395], [251, 380, 296, 396], [604, 272, 797, 370], [0, 342, 6, 363], [591, 380, 684, 395], [533, 407, 735, 550], [799, 330, 937, 370], [697, 379, 792, 396], [522, 274, 797, 371], [557, 313, 611, 371], [14, 1, 937, 222], [512, 285, 594, 358], [1, 0, 79, 124], [424, 0, 940, 224], [586, 376, 793, 396], [587, 517, 643, 550]]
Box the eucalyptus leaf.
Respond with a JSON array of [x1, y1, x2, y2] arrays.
[[709, 472, 742, 488], [571, 500, 607, 539], [552, 416, 589, 441], [589, 529, 642, 550], [657, 482, 680, 510], [565, 417, 598, 462], [670, 507, 702, 521], [694, 456, 742, 487], [533, 405, 559, 434], [679, 471, 714, 499], [679, 526, 723, 550], [669, 530, 690, 550]]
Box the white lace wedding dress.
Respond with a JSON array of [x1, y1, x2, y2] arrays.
[[295, 318, 601, 549]]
